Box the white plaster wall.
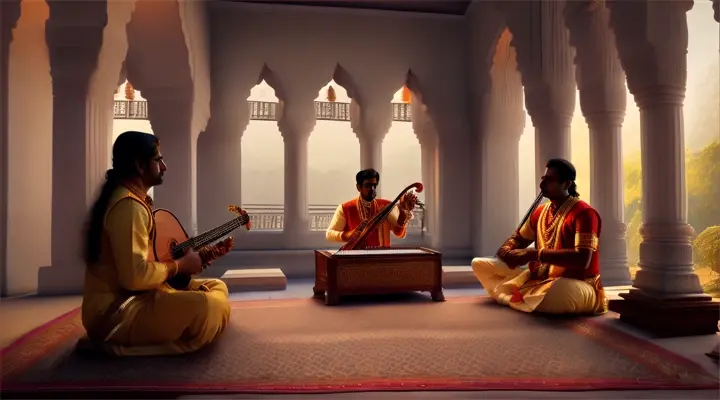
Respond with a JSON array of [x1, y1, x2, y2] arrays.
[[6, 0, 53, 295], [209, 2, 472, 259]]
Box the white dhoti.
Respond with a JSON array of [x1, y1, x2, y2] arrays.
[[471, 257, 601, 314]]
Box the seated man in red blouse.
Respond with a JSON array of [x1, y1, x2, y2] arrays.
[[472, 158, 608, 315], [325, 168, 417, 248]]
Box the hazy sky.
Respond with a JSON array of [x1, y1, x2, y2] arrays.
[[113, 2, 719, 216]]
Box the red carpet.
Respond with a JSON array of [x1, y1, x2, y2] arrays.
[[1, 296, 718, 396]]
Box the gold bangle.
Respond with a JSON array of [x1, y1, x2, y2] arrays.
[[538, 249, 545, 263]]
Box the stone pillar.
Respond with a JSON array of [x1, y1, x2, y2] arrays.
[[479, 28, 525, 256], [145, 91, 196, 233], [197, 94, 246, 233], [353, 99, 392, 196], [37, 1, 109, 295], [0, 0, 22, 296], [504, 1, 576, 183], [565, 2, 631, 286], [419, 138, 438, 237], [409, 97, 440, 245], [608, 0, 720, 337], [278, 100, 313, 245]]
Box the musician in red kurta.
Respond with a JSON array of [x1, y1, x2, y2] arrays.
[[472, 158, 608, 315], [326, 169, 418, 248]]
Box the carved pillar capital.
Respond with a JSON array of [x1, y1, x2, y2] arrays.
[[506, 1, 576, 127], [277, 99, 315, 142], [144, 89, 193, 116], [352, 97, 393, 142], [565, 1, 627, 121], [45, 1, 107, 89], [608, 0, 691, 103]]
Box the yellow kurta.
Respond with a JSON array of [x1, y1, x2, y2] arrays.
[[81, 186, 231, 356]]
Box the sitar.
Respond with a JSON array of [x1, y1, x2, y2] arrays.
[[340, 182, 423, 251], [151, 205, 251, 290]]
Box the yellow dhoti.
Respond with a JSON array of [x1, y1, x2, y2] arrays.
[[471, 257, 599, 314], [95, 278, 231, 356], [81, 188, 232, 357]]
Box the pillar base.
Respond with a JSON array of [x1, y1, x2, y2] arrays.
[[609, 289, 720, 338], [600, 260, 632, 287], [37, 265, 84, 295]]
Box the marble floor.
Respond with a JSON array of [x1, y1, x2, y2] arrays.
[[1, 279, 718, 399]]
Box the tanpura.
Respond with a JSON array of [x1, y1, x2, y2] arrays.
[[340, 182, 424, 251]]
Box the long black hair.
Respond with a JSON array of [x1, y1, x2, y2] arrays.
[[545, 158, 580, 198], [84, 131, 159, 266]]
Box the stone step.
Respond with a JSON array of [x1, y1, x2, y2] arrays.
[[221, 268, 287, 292], [442, 265, 478, 289]]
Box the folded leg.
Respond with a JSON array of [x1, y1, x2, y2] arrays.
[[107, 280, 231, 356], [533, 278, 597, 314], [471, 257, 522, 292]]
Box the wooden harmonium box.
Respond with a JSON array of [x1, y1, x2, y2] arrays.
[[313, 246, 444, 305]]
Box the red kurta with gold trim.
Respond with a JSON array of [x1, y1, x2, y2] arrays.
[[522, 199, 602, 280], [341, 198, 408, 248]]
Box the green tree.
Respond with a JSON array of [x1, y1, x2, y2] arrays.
[[686, 141, 720, 234]]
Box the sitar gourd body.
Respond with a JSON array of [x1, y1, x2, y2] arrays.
[[150, 206, 250, 290]]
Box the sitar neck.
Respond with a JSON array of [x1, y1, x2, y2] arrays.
[[172, 215, 248, 256]]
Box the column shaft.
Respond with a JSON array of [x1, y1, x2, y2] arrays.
[[197, 130, 242, 232], [283, 131, 309, 238], [354, 99, 392, 197], [420, 142, 436, 237], [588, 115, 631, 285], [634, 91, 701, 295], [0, 0, 23, 296], [146, 95, 196, 233], [359, 134, 383, 174], [43, 87, 112, 294]]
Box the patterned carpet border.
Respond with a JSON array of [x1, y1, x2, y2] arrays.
[[2, 296, 718, 395]]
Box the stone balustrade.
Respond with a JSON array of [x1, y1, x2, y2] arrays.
[[239, 204, 426, 232], [113, 99, 412, 122]]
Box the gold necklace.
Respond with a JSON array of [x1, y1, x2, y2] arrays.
[[539, 197, 577, 248], [357, 197, 375, 221]]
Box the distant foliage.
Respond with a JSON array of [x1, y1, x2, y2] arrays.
[[694, 226, 720, 273]]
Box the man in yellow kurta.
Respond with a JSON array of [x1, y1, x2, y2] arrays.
[[80, 131, 231, 356], [326, 168, 418, 248]]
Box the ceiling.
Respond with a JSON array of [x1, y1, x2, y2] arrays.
[[221, 0, 473, 15]]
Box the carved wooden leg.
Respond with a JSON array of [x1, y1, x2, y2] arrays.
[[325, 291, 340, 306], [312, 286, 325, 298], [431, 290, 446, 302]]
